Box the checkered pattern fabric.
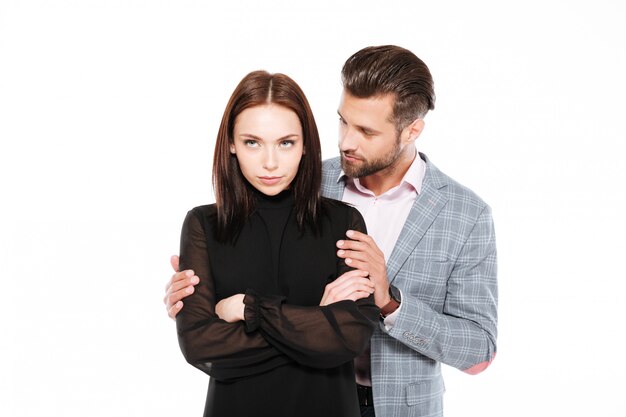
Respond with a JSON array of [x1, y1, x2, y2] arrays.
[[322, 154, 498, 417]]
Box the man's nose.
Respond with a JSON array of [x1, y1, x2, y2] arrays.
[[339, 127, 359, 152]]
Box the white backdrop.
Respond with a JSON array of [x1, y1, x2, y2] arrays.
[[1, 1, 625, 416]]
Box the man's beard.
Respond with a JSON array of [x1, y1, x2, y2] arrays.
[[341, 136, 402, 178]]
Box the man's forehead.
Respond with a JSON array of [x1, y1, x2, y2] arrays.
[[339, 91, 395, 122]]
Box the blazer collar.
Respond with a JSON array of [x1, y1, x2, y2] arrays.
[[323, 157, 346, 200], [386, 153, 449, 282]]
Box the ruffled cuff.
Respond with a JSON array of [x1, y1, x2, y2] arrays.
[[243, 289, 261, 333]]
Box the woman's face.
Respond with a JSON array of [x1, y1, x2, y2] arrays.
[[230, 104, 304, 196]]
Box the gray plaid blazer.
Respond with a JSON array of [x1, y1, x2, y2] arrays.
[[321, 153, 498, 417]]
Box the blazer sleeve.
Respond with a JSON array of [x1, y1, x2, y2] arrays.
[[387, 204, 498, 374], [242, 206, 380, 369], [176, 210, 292, 381]]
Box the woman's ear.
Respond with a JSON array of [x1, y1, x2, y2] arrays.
[[229, 144, 236, 154]]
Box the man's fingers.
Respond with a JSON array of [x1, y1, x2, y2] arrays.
[[337, 249, 368, 262], [344, 258, 368, 271], [165, 286, 195, 310], [337, 239, 367, 252], [170, 255, 180, 272], [168, 300, 183, 320], [167, 276, 199, 297], [165, 255, 189, 319], [338, 231, 385, 257], [346, 230, 374, 243], [165, 269, 196, 291]]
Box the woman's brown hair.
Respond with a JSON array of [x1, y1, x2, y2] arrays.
[[212, 70, 323, 241]]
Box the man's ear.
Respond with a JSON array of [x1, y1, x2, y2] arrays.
[[403, 119, 425, 144]]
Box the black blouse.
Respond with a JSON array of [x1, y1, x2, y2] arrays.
[[176, 191, 379, 417]]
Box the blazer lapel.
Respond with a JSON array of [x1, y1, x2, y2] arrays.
[[386, 157, 449, 283]]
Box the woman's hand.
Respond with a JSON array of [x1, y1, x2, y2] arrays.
[[320, 269, 374, 306], [215, 294, 246, 322]]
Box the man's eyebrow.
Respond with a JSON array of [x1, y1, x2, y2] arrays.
[[358, 126, 381, 134], [337, 110, 382, 134]]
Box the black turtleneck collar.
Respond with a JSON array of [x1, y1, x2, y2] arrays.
[[253, 188, 295, 209]]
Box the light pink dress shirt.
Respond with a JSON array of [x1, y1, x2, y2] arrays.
[[338, 154, 426, 385]]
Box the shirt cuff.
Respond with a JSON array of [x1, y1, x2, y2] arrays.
[[383, 288, 403, 331]]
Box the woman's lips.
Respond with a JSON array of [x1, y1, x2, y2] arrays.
[[259, 176, 282, 185]]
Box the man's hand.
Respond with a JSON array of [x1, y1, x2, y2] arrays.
[[337, 230, 391, 308], [215, 294, 245, 323], [319, 269, 374, 306], [164, 255, 199, 319]]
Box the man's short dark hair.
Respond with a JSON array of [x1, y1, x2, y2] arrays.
[[341, 45, 435, 132]]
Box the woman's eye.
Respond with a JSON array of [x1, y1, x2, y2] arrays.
[[244, 140, 259, 147], [279, 140, 295, 148]]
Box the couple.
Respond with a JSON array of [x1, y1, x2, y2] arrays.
[[166, 45, 498, 417]]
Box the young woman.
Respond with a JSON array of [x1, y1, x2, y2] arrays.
[[176, 70, 379, 417]]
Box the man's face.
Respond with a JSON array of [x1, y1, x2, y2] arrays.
[[337, 91, 403, 178]]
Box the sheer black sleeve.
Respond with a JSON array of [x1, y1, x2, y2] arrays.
[[176, 210, 291, 381], [242, 206, 380, 369]]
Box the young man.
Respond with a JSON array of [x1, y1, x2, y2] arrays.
[[165, 45, 498, 417]]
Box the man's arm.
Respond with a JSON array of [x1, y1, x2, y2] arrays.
[[337, 206, 498, 374]]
